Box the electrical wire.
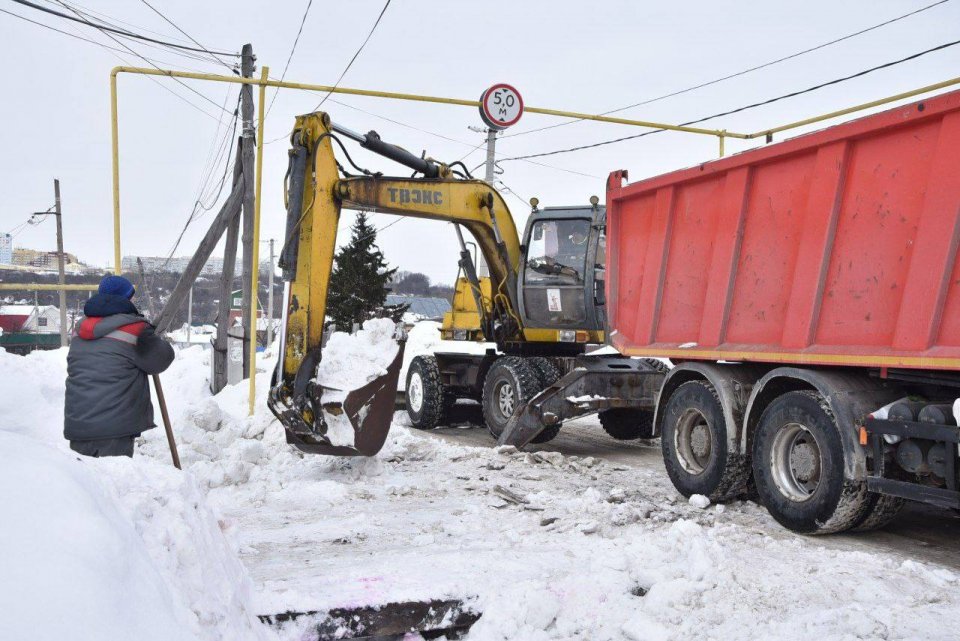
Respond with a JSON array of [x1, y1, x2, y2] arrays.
[[53, 0, 234, 118], [137, 0, 236, 72], [11, 0, 239, 56], [161, 106, 241, 268], [265, 0, 314, 117], [502, 37, 960, 162], [504, 0, 954, 139], [312, 0, 392, 110], [37, 0, 219, 64], [0, 6, 211, 69], [2, 5, 226, 122]]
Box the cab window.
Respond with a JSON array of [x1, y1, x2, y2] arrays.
[[525, 219, 591, 285]]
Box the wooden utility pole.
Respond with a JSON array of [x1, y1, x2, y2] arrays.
[[53, 180, 68, 347], [239, 43, 256, 379], [266, 238, 275, 347], [212, 142, 244, 393]]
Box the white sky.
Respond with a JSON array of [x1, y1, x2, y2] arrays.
[[1, 0, 959, 283]]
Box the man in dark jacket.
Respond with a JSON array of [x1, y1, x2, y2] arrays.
[[64, 275, 175, 457]]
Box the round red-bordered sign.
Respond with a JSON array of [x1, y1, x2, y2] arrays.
[[479, 83, 523, 130]]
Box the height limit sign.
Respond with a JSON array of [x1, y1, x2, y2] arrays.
[[479, 83, 523, 130]]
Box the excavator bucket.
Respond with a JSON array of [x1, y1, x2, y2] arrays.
[[270, 340, 406, 457]]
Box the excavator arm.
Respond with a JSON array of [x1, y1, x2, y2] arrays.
[[269, 112, 524, 456]]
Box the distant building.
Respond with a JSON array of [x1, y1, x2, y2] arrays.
[[11, 247, 80, 269], [0, 304, 61, 334], [121, 255, 273, 276], [0, 233, 11, 265]]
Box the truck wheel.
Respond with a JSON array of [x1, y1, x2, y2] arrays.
[[599, 408, 655, 440], [851, 494, 905, 532], [406, 355, 452, 430], [752, 391, 869, 534], [661, 380, 747, 501], [527, 357, 563, 388], [482, 357, 540, 440]]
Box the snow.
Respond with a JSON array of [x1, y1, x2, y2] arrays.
[[687, 493, 711, 509], [4, 326, 960, 641], [314, 318, 399, 392]]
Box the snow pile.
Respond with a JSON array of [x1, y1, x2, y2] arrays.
[[315, 318, 399, 391], [0, 346, 68, 443], [0, 348, 268, 641]]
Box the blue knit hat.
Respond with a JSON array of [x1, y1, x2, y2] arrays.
[[99, 275, 135, 299]]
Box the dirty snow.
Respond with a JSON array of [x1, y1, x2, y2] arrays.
[[4, 334, 960, 640]]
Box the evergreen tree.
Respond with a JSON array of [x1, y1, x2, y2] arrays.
[[326, 212, 405, 330]]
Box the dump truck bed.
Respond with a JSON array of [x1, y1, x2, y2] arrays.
[[605, 89, 960, 371]]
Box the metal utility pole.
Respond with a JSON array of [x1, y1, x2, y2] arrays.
[[476, 128, 498, 278], [53, 180, 67, 347], [239, 43, 256, 379], [266, 238, 275, 347]]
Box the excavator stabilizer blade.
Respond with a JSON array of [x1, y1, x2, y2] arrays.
[[276, 341, 406, 457]]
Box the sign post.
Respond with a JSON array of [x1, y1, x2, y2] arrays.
[[476, 84, 523, 276]]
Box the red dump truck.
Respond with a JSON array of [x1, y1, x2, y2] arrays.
[[599, 88, 960, 534]]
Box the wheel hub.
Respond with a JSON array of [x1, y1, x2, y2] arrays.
[[771, 422, 823, 502], [408, 373, 424, 413], [497, 382, 515, 417], [675, 408, 712, 475]]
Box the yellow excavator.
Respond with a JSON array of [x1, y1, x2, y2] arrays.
[[269, 112, 664, 456]]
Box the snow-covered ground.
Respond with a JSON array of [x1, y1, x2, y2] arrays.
[[2, 324, 960, 640]]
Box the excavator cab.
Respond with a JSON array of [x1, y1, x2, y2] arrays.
[[517, 201, 606, 342]]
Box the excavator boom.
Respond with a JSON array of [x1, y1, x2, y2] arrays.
[[269, 112, 524, 456]]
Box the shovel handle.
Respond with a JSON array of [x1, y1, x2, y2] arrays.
[[152, 374, 181, 470]]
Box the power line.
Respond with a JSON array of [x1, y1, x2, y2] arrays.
[[266, 0, 314, 117], [36, 0, 218, 64], [502, 37, 960, 162], [137, 0, 236, 72], [504, 0, 953, 140], [162, 100, 241, 267], [0, 6, 201, 68], [2, 5, 225, 122], [313, 0, 391, 110], [11, 0, 239, 56], [53, 0, 233, 118]]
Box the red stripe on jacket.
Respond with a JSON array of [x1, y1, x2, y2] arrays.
[[77, 318, 148, 340], [78, 317, 101, 340]]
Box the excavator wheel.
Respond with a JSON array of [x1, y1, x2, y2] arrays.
[[406, 355, 454, 430], [599, 408, 656, 440], [527, 357, 563, 388], [524, 357, 562, 443], [483, 357, 541, 440]]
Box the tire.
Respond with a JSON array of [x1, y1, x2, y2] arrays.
[[661, 380, 748, 502], [752, 391, 870, 535], [852, 493, 905, 532], [405, 355, 452, 430], [599, 408, 655, 440], [640, 357, 671, 374], [482, 357, 541, 440], [527, 357, 563, 388], [523, 357, 562, 443]]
